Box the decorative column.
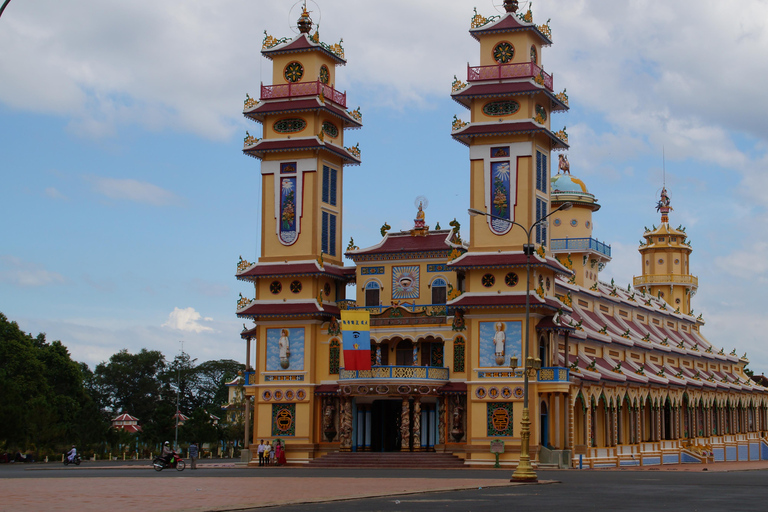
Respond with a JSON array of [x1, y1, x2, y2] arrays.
[[612, 405, 618, 446], [400, 397, 411, 451], [438, 396, 446, 445], [412, 343, 419, 366], [375, 344, 382, 366], [413, 398, 422, 450], [340, 397, 353, 451]]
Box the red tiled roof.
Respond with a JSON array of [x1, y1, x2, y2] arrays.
[[244, 98, 362, 128], [237, 261, 352, 281], [469, 13, 552, 45], [347, 231, 458, 259], [447, 292, 564, 312], [447, 252, 571, 275], [452, 121, 568, 149], [262, 34, 346, 65], [243, 137, 361, 165], [237, 300, 340, 319], [452, 82, 568, 111]]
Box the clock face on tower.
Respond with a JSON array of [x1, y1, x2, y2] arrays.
[[284, 61, 304, 83], [493, 42, 515, 64]]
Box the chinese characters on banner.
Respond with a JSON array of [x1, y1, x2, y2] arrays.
[[341, 310, 371, 371]]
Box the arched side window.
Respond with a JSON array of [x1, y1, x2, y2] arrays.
[[431, 277, 447, 305], [365, 281, 380, 307], [453, 336, 465, 373], [329, 339, 340, 374]]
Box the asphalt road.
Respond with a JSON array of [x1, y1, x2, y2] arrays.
[[2, 460, 767, 511]]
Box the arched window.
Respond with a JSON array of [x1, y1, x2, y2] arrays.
[[365, 281, 380, 307], [431, 278, 447, 305]]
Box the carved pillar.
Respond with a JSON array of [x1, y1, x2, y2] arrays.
[[400, 397, 411, 451], [375, 343, 382, 366], [413, 397, 422, 450], [412, 343, 418, 366], [612, 405, 619, 446], [438, 396, 446, 445], [340, 397, 353, 451]]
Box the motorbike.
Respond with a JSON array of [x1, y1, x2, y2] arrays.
[[63, 454, 81, 466], [152, 452, 185, 471]]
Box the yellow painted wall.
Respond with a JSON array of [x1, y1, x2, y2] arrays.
[[270, 52, 339, 86]]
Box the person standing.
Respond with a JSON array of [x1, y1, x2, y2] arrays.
[[263, 441, 272, 466], [257, 440, 265, 467], [189, 442, 199, 470]]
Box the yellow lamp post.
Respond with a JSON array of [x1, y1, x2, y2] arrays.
[[468, 201, 572, 482]]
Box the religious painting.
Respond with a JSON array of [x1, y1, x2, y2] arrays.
[[280, 162, 297, 174], [392, 265, 420, 300], [279, 176, 298, 244], [490, 161, 512, 233], [479, 321, 522, 367], [491, 147, 509, 158], [266, 327, 305, 371]]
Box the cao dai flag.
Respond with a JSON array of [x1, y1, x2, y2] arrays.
[[341, 310, 371, 371]]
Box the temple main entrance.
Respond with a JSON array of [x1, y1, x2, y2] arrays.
[[350, 396, 440, 452], [371, 400, 401, 452]]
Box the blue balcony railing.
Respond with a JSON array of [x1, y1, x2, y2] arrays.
[[550, 237, 611, 258], [537, 367, 570, 382], [339, 365, 449, 382], [337, 301, 448, 316]]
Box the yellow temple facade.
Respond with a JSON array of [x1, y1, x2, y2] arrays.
[[235, 3, 768, 468]]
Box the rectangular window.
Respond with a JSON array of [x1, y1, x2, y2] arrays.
[[322, 166, 330, 203], [322, 165, 338, 206], [330, 168, 337, 206], [321, 211, 337, 257], [536, 151, 547, 193], [535, 197, 548, 245]]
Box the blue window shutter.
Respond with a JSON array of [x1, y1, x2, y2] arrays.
[[329, 213, 337, 256], [322, 211, 329, 254], [322, 166, 330, 203], [330, 168, 337, 206], [542, 154, 548, 193]]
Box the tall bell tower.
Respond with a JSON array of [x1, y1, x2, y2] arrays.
[[235, 6, 362, 459], [242, 6, 362, 267], [633, 188, 697, 314]]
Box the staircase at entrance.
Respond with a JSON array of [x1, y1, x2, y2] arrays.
[[307, 452, 465, 469]]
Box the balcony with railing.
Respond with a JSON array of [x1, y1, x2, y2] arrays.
[[550, 237, 611, 258], [633, 274, 699, 288], [467, 61, 553, 90], [537, 367, 570, 382], [260, 81, 346, 108], [339, 365, 449, 382], [337, 301, 447, 317]]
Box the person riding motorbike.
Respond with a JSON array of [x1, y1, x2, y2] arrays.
[[161, 441, 174, 465], [66, 445, 77, 463]]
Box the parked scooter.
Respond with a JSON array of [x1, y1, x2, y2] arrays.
[[152, 452, 185, 471], [63, 454, 82, 466]]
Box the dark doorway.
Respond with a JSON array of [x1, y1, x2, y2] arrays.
[[371, 400, 402, 452]]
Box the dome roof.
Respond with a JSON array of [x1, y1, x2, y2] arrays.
[[551, 173, 590, 195]]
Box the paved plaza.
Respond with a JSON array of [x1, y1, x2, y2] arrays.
[[2, 459, 768, 511]]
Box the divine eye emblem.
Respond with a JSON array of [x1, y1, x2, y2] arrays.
[[284, 61, 304, 83], [493, 42, 514, 64]]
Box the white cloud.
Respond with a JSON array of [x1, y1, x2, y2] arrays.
[[44, 187, 68, 200], [162, 307, 214, 333], [0, 256, 67, 287], [86, 176, 180, 206]]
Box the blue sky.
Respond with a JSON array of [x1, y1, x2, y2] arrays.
[[2, 0, 768, 373]]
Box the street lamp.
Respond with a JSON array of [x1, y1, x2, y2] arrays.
[[468, 201, 572, 482]]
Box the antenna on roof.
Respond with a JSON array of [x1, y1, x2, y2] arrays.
[[662, 146, 666, 189]]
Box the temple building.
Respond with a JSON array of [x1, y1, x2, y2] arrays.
[[234, 2, 768, 468]]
